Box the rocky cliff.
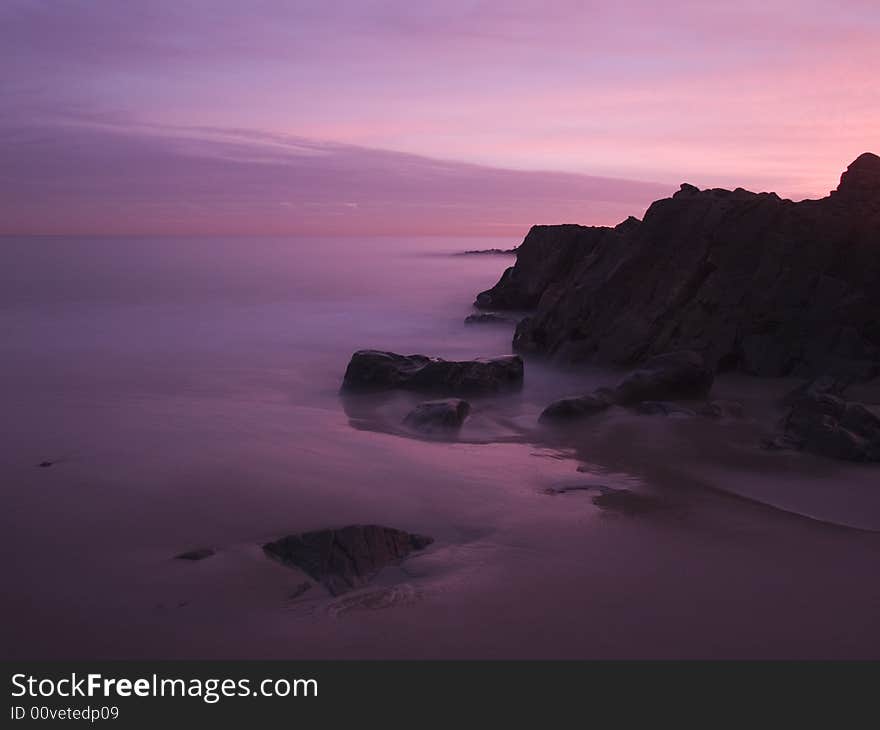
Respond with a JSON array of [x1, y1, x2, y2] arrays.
[[476, 153, 880, 379]]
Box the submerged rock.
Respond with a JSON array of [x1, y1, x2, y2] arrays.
[[263, 525, 433, 596], [404, 399, 470, 432], [342, 350, 523, 394], [464, 312, 515, 325], [479, 155, 880, 379], [175, 548, 215, 561], [538, 353, 711, 424], [539, 392, 613, 422], [613, 351, 714, 404], [591, 489, 669, 515]]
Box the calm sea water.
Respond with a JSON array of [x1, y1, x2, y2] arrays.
[[3, 236, 880, 659]]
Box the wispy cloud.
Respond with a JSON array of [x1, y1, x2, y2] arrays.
[[0, 118, 670, 235]]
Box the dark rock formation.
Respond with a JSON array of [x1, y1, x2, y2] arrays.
[[780, 374, 850, 406], [263, 525, 433, 596], [539, 352, 710, 422], [612, 351, 714, 404], [175, 548, 215, 561], [632, 401, 696, 417], [464, 312, 516, 325], [342, 350, 523, 394], [539, 391, 613, 422], [767, 379, 880, 461], [476, 222, 636, 310], [697, 400, 744, 419], [477, 154, 880, 379], [404, 399, 470, 432]]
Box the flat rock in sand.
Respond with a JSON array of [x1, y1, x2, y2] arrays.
[[263, 525, 433, 596]]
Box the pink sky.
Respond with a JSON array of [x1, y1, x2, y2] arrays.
[[2, 1, 877, 235]]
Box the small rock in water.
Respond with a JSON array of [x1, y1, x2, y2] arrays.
[[174, 548, 215, 561], [543, 484, 609, 495], [404, 399, 470, 433], [458, 247, 518, 256], [539, 392, 613, 422], [263, 525, 433, 596], [38, 461, 55, 468], [464, 313, 514, 325]]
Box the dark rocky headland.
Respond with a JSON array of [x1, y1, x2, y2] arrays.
[[476, 153, 880, 381]]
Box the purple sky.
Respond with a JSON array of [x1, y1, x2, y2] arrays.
[[3, 1, 877, 235]]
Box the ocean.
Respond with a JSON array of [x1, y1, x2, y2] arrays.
[[3, 235, 880, 658]]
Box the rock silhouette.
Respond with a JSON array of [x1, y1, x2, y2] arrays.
[[342, 350, 523, 394], [476, 154, 880, 380]]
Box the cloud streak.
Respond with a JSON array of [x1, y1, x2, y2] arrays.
[[0, 119, 670, 235]]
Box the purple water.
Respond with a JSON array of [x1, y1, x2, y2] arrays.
[[2, 236, 880, 659]]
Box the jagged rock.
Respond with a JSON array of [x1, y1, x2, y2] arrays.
[[479, 154, 880, 379], [612, 351, 714, 404], [263, 525, 433, 596], [342, 350, 523, 394], [632, 401, 696, 417], [832, 152, 880, 203], [175, 548, 215, 561], [476, 220, 636, 311], [769, 385, 880, 461], [404, 399, 470, 432], [464, 313, 515, 325], [697, 400, 744, 419], [539, 391, 613, 422]]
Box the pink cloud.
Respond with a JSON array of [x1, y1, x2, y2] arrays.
[[2, 0, 877, 228]]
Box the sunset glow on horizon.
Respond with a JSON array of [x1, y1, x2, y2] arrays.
[[2, 0, 878, 235]]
